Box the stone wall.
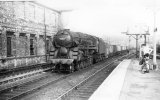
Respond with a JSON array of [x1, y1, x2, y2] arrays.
[[0, 1, 59, 70]]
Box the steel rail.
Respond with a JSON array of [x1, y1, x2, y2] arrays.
[[55, 53, 134, 100], [0, 53, 133, 100]]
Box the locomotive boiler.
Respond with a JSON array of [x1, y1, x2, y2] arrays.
[[49, 29, 106, 72]]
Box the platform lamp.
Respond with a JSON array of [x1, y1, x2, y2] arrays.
[[145, 0, 159, 70]]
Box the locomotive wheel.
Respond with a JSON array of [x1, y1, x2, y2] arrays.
[[83, 61, 85, 68], [82, 61, 85, 68], [69, 66, 72, 73], [86, 62, 88, 67], [93, 58, 96, 64], [69, 64, 74, 73], [54, 64, 60, 73], [80, 62, 83, 69], [83, 61, 86, 68], [75, 63, 80, 71]]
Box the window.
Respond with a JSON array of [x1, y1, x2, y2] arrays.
[[7, 36, 12, 57], [6, 32, 15, 57], [30, 39, 34, 55], [19, 33, 27, 56]]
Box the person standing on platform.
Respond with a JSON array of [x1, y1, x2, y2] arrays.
[[140, 44, 153, 58], [139, 44, 153, 72]]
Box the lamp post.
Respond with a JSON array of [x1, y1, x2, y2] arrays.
[[128, 35, 131, 53], [153, 11, 158, 70], [146, 0, 159, 70]]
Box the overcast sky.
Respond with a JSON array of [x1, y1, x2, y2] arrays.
[[36, 0, 160, 45]]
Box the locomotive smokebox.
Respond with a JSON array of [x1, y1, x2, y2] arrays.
[[58, 47, 68, 56], [54, 30, 72, 47]]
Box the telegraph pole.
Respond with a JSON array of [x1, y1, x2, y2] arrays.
[[144, 35, 147, 44], [144, 27, 149, 44], [153, 10, 158, 70], [44, 8, 47, 62], [128, 36, 131, 54], [146, 0, 159, 70], [135, 35, 138, 58], [122, 31, 150, 58]]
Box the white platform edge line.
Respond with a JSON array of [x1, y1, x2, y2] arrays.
[[89, 59, 131, 100]]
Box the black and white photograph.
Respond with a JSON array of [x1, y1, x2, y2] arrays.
[[0, 0, 160, 100]]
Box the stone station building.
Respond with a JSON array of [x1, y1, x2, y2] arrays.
[[0, 1, 60, 70]]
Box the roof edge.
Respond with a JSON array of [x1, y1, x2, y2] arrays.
[[33, 1, 60, 13]]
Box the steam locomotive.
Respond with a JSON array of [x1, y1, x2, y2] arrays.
[[49, 29, 127, 72]]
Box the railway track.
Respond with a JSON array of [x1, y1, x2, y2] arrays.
[[55, 54, 134, 100], [0, 74, 68, 100], [0, 53, 133, 100], [0, 63, 52, 85], [61, 62, 116, 100]]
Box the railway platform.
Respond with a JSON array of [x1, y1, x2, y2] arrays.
[[89, 58, 160, 100]]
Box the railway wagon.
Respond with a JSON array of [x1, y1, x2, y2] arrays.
[[112, 45, 117, 53], [121, 46, 126, 51], [105, 43, 110, 58], [121, 46, 127, 54], [49, 29, 106, 72], [112, 45, 121, 56], [116, 45, 122, 55], [107, 45, 127, 57], [105, 44, 114, 57], [94, 38, 106, 63]]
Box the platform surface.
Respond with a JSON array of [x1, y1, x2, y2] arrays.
[[89, 59, 160, 100], [120, 59, 160, 100]]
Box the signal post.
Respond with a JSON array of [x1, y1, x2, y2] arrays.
[[122, 32, 150, 58]]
